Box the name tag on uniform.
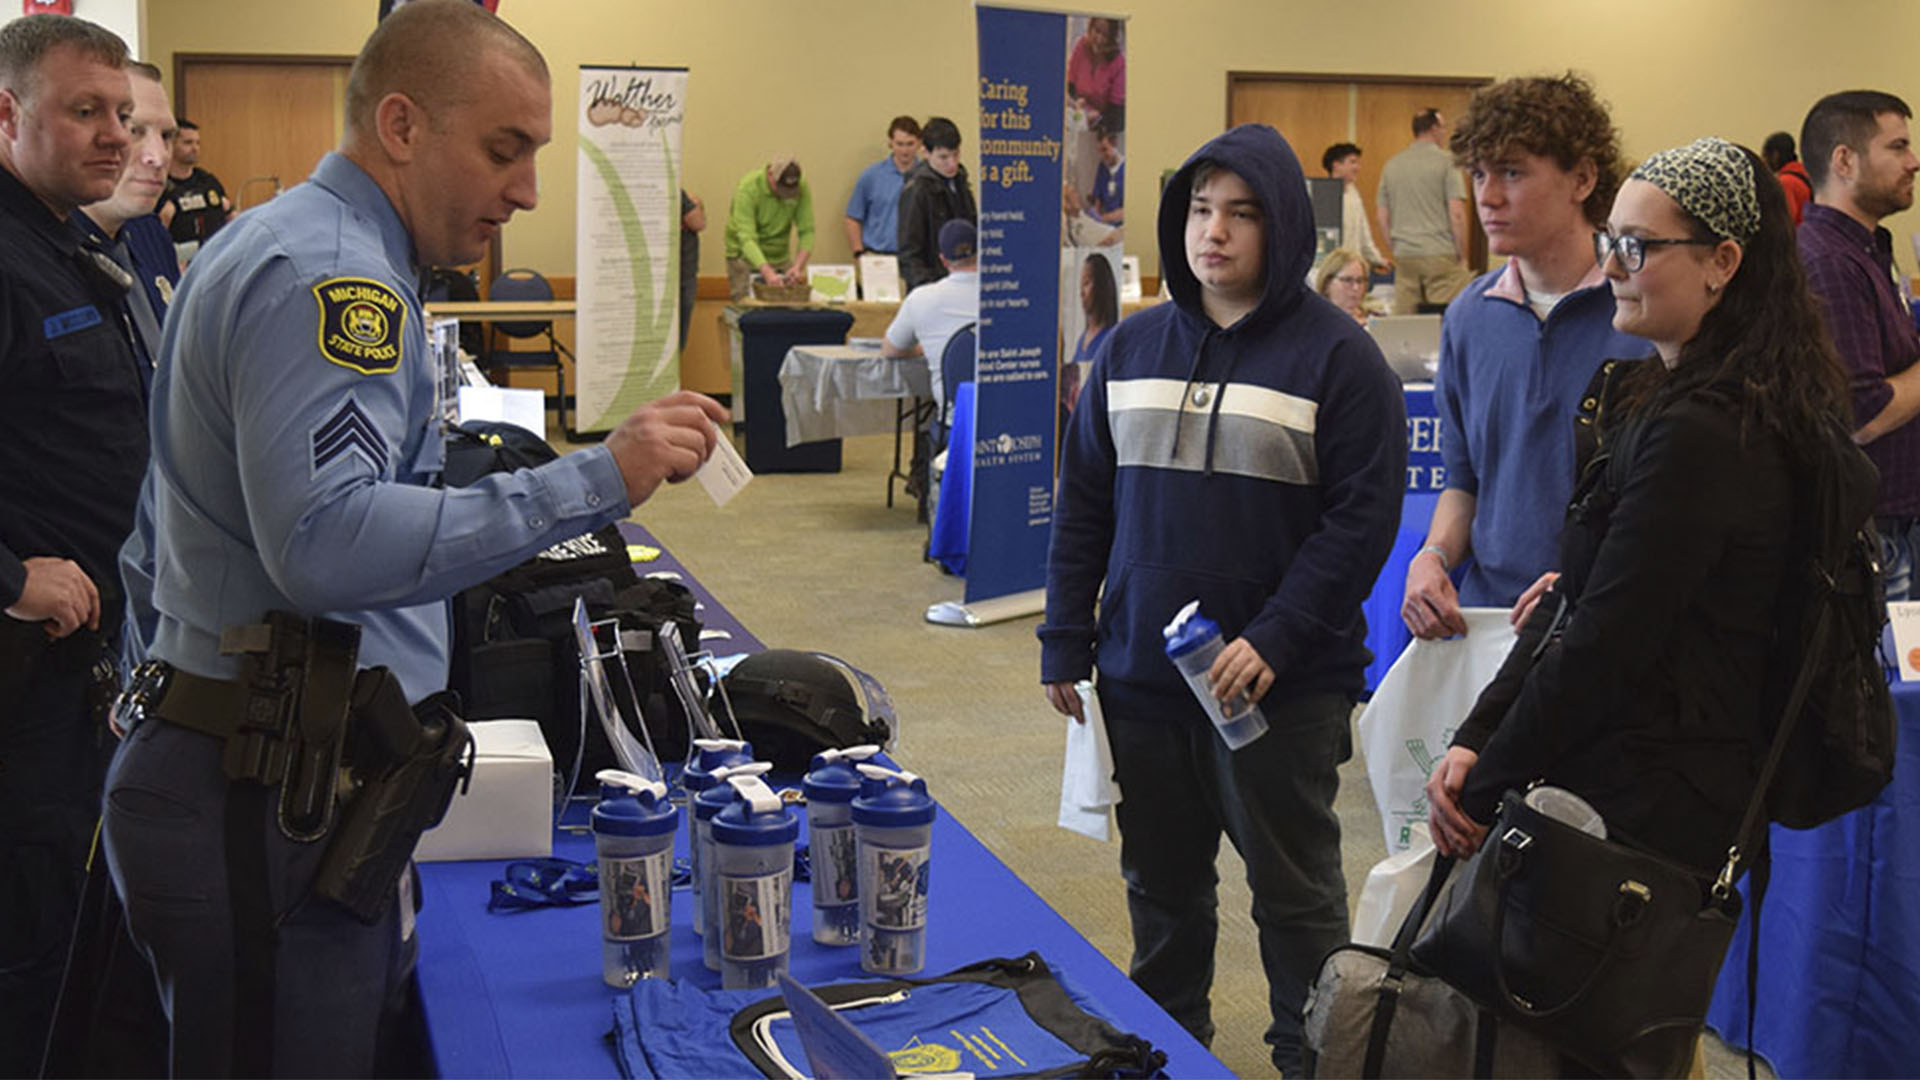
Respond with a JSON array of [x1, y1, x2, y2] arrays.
[[43, 305, 102, 340]]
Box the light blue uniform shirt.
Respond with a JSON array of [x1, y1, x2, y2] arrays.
[[132, 152, 630, 701], [844, 156, 911, 253]]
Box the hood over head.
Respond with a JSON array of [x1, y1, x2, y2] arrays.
[[1157, 124, 1315, 329]]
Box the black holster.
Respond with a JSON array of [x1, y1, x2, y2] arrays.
[[220, 611, 361, 842], [313, 671, 474, 924]]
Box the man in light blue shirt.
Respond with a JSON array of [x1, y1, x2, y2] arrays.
[[101, 3, 728, 1074], [844, 115, 920, 257]]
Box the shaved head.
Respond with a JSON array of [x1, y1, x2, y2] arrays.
[[345, 0, 546, 136]]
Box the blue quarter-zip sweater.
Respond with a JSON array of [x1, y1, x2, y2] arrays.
[[1039, 125, 1406, 701]]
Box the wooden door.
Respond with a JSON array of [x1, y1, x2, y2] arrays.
[[175, 57, 351, 213], [173, 55, 499, 290], [1229, 74, 1489, 268]]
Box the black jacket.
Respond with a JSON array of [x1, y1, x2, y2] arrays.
[[897, 161, 976, 292], [0, 166, 146, 614], [1455, 385, 1795, 871]]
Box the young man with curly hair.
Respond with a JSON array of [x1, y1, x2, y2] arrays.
[[1402, 73, 1646, 639]]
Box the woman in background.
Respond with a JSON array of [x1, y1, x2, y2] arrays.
[[1314, 247, 1377, 324]]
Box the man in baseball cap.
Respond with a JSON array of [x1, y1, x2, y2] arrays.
[[724, 153, 814, 298]]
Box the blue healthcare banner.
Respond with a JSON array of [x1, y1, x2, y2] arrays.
[[969, 5, 1068, 605]]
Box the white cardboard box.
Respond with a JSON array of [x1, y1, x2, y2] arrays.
[[414, 719, 553, 862]]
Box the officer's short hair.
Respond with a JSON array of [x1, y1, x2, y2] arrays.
[[127, 60, 162, 84], [0, 14, 128, 103], [346, 0, 547, 134]]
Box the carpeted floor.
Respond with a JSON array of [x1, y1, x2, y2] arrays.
[[577, 427, 1767, 1079]]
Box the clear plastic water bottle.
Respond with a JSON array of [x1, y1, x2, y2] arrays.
[[710, 774, 798, 990], [696, 761, 770, 970], [590, 769, 678, 986], [852, 764, 936, 975], [681, 739, 755, 937], [803, 745, 882, 946], [1163, 599, 1268, 750]]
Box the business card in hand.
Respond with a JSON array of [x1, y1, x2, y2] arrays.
[[694, 422, 752, 506]]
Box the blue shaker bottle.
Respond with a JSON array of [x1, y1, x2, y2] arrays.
[[590, 769, 679, 986], [710, 775, 798, 989], [696, 761, 770, 970], [803, 745, 882, 945], [682, 738, 755, 936], [852, 764, 936, 975], [1163, 599, 1268, 749]]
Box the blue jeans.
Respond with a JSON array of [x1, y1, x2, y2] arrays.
[[1098, 680, 1352, 1076], [1878, 517, 1920, 602]]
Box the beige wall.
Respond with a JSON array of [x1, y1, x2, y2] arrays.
[[145, 0, 1920, 279]]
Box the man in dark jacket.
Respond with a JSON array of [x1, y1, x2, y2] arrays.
[[897, 116, 976, 292], [1039, 124, 1405, 1075]]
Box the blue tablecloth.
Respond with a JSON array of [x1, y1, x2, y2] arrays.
[[1361, 492, 1440, 692], [1705, 682, 1920, 1077], [414, 522, 1226, 1078]]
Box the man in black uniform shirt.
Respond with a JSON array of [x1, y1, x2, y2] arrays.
[[0, 14, 142, 1075], [159, 116, 230, 257]]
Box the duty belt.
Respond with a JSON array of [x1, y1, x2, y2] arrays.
[[119, 659, 251, 737]]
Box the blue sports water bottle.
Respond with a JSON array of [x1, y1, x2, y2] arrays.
[[852, 764, 936, 975], [803, 745, 883, 945], [711, 774, 799, 989], [682, 738, 755, 937], [590, 769, 678, 986], [696, 761, 770, 970], [1163, 599, 1268, 749]]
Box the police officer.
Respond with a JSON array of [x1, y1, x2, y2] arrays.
[[102, 3, 730, 1075], [0, 15, 138, 1075]]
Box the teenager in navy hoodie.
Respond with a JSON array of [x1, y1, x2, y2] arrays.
[[1039, 125, 1405, 1073]]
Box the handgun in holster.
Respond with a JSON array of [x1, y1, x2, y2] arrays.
[[313, 670, 475, 924], [221, 612, 361, 843]]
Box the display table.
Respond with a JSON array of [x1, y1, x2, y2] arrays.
[[413, 523, 1226, 1079], [777, 344, 930, 447], [721, 306, 856, 473], [1704, 681, 1920, 1078], [425, 299, 578, 321]]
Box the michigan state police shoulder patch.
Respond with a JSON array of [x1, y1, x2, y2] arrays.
[[313, 276, 405, 375]]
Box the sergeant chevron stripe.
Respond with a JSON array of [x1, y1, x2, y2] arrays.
[[310, 398, 390, 477]]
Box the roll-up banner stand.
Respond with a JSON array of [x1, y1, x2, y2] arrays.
[[575, 67, 687, 436], [929, 6, 1124, 628]]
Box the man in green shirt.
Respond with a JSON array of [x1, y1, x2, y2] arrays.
[[724, 155, 813, 299]]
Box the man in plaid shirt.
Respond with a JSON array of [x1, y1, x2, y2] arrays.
[[1799, 90, 1920, 596]]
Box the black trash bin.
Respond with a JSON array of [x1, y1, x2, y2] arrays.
[[736, 307, 855, 473]]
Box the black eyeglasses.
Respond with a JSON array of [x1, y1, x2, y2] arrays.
[[1593, 230, 1718, 273]]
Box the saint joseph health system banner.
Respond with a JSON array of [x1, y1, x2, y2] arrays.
[[576, 66, 687, 435], [970, 6, 1069, 605]]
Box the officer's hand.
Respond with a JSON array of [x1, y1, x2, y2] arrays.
[[158, 201, 176, 227], [1402, 551, 1467, 639], [605, 391, 731, 505], [1209, 637, 1275, 706], [6, 557, 101, 639], [1044, 681, 1085, 723]]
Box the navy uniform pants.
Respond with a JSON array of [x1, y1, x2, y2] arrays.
[[101, 717, 413, 1077], [1098, 679, 1351, 1077], [0, 623, 114, 1077]]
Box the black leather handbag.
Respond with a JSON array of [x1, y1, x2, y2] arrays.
[[1411, 790, 1740, 1077]]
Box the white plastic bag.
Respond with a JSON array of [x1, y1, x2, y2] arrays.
[[1350, 824, 1435, 948], [1058, 681, 1120, 841], [1357, 609, 1515, 853]]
